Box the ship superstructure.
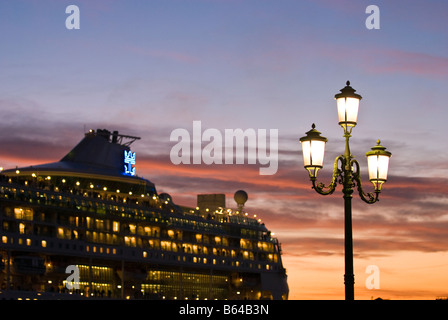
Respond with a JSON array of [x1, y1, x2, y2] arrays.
[[0, 129, 288, 300]]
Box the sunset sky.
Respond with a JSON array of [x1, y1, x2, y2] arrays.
[[1, 0, 448, 299]]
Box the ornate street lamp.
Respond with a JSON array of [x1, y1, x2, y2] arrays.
[[366, 140, 392, 192], [299, 124, 328, 179], [299, 81, 392, 300]]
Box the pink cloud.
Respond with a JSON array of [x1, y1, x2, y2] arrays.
[[365, 49, 448, 77]]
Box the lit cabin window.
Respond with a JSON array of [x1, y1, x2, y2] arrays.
[[124, 236, 136, 247], [19, 223, 26, 234], [86, 217, 92, 228], [96, 219, 105, 230], [14, 208, 33, 220]]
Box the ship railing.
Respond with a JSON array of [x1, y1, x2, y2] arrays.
[[0, 180, 161, 219], [0, 180, 269, 233], [1, 180, 280, 243]]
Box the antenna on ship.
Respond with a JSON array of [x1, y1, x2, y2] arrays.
[[234, 190, 248, 213], [90, 129, 141, 147]]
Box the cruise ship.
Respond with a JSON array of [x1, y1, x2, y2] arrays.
[[0, 129, 288, 300]]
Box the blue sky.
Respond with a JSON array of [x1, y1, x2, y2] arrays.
[[1, 0, 448, 299]]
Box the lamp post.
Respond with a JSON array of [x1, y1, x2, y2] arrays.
[[299, 81, 392, 300]]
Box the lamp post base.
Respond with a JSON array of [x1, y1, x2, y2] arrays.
[[344, 274, 355, 301]]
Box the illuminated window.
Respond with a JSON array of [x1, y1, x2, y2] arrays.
[[96, 219, 105, 230], [42, 240, 47, 248], [14, 207, 33, 220], [161, 241, 172, 251], [58, 227, 64, 239], [113, 221, 120, 232], [183, 243, 192, 253], [19, 223, 26, 234], [2, 236, 7, 244], [124, 236, 136, 247]]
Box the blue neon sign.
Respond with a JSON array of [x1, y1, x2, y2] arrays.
[[124, 150, 136, 176]]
